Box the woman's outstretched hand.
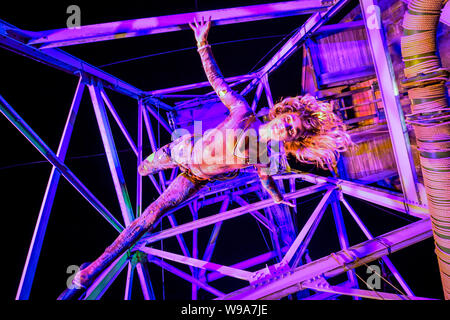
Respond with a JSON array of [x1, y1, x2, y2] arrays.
[[189, 16, 211, 45]]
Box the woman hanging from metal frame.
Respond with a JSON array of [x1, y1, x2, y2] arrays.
[[60, 17, 352, 299]]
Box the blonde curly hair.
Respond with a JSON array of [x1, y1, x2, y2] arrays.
[[269, 94, 353, 169]]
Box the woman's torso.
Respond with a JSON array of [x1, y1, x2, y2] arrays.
[[189, 104, 267, 178]]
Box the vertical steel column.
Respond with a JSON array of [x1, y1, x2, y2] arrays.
[[150, 258, 225, 298], [124, 263, 135, 300], [135, 262, 156, 300], [141, 108, 163, 195], [340, 195, 414, 296], [91, 86, 157, 300], [142, 103, 194, 275], [136, 100, 156, 300], [88, 81, 135, 225], [251, 81, 264, 111], [15, 77, 85, 300], [255, 190, 284, 261], [199, 197, 230, 282], [283, 188, 334, 265], [192, 201, 199, 300], [137, 100, 144, 217], [84, 252, 129, 300], [100, 88, 138, 156], [261, 73, 274, 109], [329, 190, 360, 298], [145, 102, 173, 134], [360, 0, 420, 205], [142, 105, 166, 190], [91, 82, 157, 299]]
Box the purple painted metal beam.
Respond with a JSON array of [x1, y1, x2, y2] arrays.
[[100, 88, 138, 156], [140, 247, 252, 281], [218, 218, 432, 300], [192, 204, 199, 300], [238, 0, 351, 97], [145, 103, 172, 134], [28, 1, 330, 49], [202, 199, 229, 256], [93, 87, 159, 301], [206, 249, 281, 283], [302, 280, 352, 300], [0, 93, 124, 233], [15, 77, 84, 300], [89, 82, 135, 226], [328, 190, 360, 298], [0, 20, 144, 100], [93, 84, 157, 300], [150, 258, 224, 298], [137, 100, 144, 217], [142, 106, 166, 189], [360, 0, 420, 205], [165, 214, 195, 275], [261, 0, 352, 76], [340, 195, 414, 296], [141, 105, 195, 271], [135, 104, 159, 300], [140, 183, 331, 245], [289, 172, 429, 218], [262, 192, 284, 261], [200, 198, 230, 280], [251, 81, 264, 111], [141, 108, 163, 195], [316, 20, 365, 33], [124, 263, 135, 300], [84, 252, 129, 300], [144, 97, 174, 111], [135, 262, 156, 300], [261, 74, 274, 109], [233, 195, 275, 232], [284, 188, 334, 265]]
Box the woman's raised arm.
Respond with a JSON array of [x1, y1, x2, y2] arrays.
[[189, 17, 249, 112]]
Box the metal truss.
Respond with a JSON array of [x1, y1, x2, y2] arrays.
[[0, 0, 436, 300]]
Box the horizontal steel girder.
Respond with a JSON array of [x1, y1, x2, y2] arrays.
[[27, 1, 332, 49], [302, 282, 435, 300], [287, 173, 429, 218], [0, 19, 144, 99]]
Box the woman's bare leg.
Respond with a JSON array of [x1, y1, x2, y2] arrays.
[[70, 172, 206, 290]]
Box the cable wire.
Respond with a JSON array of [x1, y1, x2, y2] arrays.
[[99, 34, 285, 68]]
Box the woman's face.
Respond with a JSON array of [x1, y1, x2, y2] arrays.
[[268, 113, 303, 142]]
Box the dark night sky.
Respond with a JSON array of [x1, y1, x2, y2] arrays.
[[0, 0, 444, 300]]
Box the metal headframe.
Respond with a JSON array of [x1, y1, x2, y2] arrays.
[[0, 0, 435, 300]]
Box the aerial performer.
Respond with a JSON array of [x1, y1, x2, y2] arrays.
[[60, 17, 352, 299]]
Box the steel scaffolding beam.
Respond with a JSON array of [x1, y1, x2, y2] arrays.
[[360, 0, 421, 205], [27, 1, 331, 49], [15, 76, 85, 300]]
